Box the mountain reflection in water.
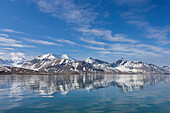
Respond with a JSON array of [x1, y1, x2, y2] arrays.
[[0, 74, 170, 96]]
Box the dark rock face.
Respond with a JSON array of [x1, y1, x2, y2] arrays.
[[0, 66, 40, 74]]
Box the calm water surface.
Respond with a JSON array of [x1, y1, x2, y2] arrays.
[[0, 74, 170, 113]]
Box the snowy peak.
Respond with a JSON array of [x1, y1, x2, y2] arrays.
[[11, 57, 26, 67], [85, 57, 115, 72], [61, 54, 75, 61], [61, 54, 69, 59], [36, 53, 57, 60], [35, 53, 75, 61], [86, 57, 95, 63], [21, 53, 76, 71], [113, 58, 166, 73], [115, 58, 143, 66]]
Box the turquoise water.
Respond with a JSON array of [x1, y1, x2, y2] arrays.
[[0, 74, 170, 113]]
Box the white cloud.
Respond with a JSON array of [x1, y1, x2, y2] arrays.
[[24, 38, 62, 46], [0, 48, 15, 50], [80, 37, 105, 45], [0, 43, 35, 48], [0, 52, 26, 60], [0, 37, 35, 48], [0, 36, 21, 43], [48, 37, 77, 45], [113, 0, 149, 6], [33, 0, 98, 27], [112, 51, 137, 56], [109, 43, 137, 52], [0, 34, 9, 37], [108, 43, 170, 57], [1, 29, 23, 34], [137, 44, 164, 53], [0, 49, 6, 52], [78, 28, 137, 43], [127, 20, 170, 44], [110, 34, 137, 43], [0, 52, 5, 55], [97, 51, 110, 54], [78, 28, 106, 36], [113, 0, 170, 45], [10, 52, 25, 61], [84, 46, 106, 51]]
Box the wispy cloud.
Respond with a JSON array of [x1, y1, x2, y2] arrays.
[[78, 28, 137, 43], [32, 0, 98, 27], [110, 34, 137, 43], [84, 46, 106, 51], [0, 36, 21, 43], [48, 37, 78, 45], [111, 52, 137, 56], [1, 29, 23, 34], [96, 51, 110, 54], [109, 44, 161, 57], [0, 47, 15, 50], [0, 52, 5, 55], [113, 0, 150, 6], [0, 33, 9, 37], [80, 37, 105, 45], [113, 0, 170, 45], [0, 43, 34, 48], [0, 49, 6, 52], [0, 36, 35, 48], [24, 38, 62, 46], [137, 44, 163, 53], [108, 43, 170, 57], [137, 44, 170, 54], [127, 20, 170, 44]]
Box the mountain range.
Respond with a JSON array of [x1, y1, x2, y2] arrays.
[[0, 53, 170, 74]]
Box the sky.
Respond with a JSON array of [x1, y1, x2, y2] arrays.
[[0, 0, 170, 66]]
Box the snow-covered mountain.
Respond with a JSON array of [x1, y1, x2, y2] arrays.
[[21, 53, 101, 73], [86, 57, 118, 73], [0, 59, 11, 66], [114, 58, 167, 74], [85, 57, 168, 74], [1, 53, 170, 74], [0, 58, 26, 67], [22, 53, 58, 70], [162, 66, 170, 71]]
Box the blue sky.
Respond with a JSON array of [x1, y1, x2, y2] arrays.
[[0, 0, 170, 66]]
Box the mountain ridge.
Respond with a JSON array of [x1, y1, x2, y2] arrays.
[[0, 53, 170, 74]]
